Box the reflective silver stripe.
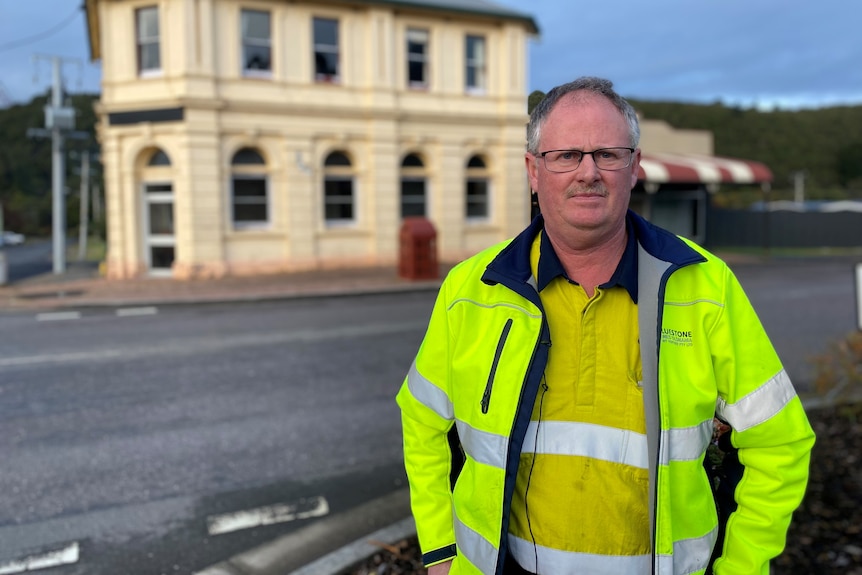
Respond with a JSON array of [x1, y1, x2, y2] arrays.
[[716, 369, 796, 432], [406, 361, 453, 420], [508, 534, 650, 574], [655, 526, 717, 575], [659, 419, 714, 465], [456, 420, 508, 470], [454, 512, 498, 574], [521, 420, 648, 469], [447, 299, 541, 318]]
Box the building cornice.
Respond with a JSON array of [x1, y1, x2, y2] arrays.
[[84, 0, 100, 60], [82, 0, 539, 64]]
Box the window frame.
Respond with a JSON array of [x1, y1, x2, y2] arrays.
[[313, 17, 341, 83], [465, 155, 491, 220], [230, 148, 270, 229], [240, 8, 273, 77], [400, 153, 427, 218], [135, 6, 161, 77], [465, 34, 487, 94], [323, 151, 356, 226], [406, 28, 429, 89]]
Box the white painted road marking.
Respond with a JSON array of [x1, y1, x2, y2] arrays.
[[116, 306, 159, 317], [35, 311, 81, 322], [0, 320, 426, 369], [0, 541, 79, 574], [206, 496, 329, 536]]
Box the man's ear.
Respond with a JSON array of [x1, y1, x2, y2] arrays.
[[526, 153, 540, 191], [629, 148, 642, 189], [530, 190, 541, 218]]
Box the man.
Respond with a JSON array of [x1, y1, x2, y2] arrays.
[[396, 77, 814, 575]]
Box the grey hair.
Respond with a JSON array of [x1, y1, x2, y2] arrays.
[[526, 77, 640, 154]]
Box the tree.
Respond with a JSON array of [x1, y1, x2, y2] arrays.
[[528, 90, 545, 114], [0, 92, 100, 235], [836, 141, 862, 190]]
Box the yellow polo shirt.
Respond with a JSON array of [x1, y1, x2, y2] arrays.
[[508, 228, 649, 572]]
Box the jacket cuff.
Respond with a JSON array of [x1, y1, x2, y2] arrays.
[[423, 544, 457, 567]]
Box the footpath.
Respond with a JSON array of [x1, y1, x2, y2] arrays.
[[0, 260, 446, 313], [0, 260, 443, 575]]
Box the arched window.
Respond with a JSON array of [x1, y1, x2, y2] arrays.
[[148, 149, 171, 166], [140, 147, 174, 274], [323, 151, 355, 224], [231, 147, 268, 227], [401, 153, 426, 218], [465, 154, 490, 219]]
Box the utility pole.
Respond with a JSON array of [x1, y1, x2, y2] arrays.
[[792, 171, 806, 206], [26, 55, 89, 274], [77, 150, 91, 261], [49, 59, 70, 274]]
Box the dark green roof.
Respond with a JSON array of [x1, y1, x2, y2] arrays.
[[359, 0, 539, 34]]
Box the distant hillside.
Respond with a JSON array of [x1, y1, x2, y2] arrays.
[[0, 92, 100, 235], [2, 92, 861, 236], [628, 98, 862, 196]]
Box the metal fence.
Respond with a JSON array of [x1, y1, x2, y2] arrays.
[[706, 209, 862, 249]]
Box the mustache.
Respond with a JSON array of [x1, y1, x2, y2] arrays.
[[565, 184, 608, 197]]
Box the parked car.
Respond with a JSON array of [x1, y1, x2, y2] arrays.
[[0, 231, 25, 246]]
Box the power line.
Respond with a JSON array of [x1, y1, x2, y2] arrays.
[[0, 6, 81, 53]]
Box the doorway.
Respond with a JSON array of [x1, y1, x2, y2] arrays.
[[143, 182, 175, 275]]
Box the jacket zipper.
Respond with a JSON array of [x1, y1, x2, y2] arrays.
[[481, 318, 513, 414]]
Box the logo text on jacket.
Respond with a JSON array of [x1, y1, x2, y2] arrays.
[[661, 327, 693, 347]]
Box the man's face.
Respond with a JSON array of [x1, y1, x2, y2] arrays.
[[526, 93, 640, 243]]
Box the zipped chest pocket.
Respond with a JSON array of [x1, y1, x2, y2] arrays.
[[481, 318, 513, 414]]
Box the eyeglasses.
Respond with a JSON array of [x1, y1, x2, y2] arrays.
[[537, 147, 635, 173]]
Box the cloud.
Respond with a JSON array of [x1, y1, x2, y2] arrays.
[[1, 0, 859, 109], [501, 0, 862, 108]]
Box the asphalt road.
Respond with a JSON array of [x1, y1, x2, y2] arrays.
[[0, 294, 431, 575], [0, 251, 857, 574], [1, 239, 53, 283], [731, 256, 859, 391]]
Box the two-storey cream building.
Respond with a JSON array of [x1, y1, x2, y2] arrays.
[[85, 0, 539, 278]]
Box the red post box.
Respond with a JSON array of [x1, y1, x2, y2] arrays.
[[399, 217, 438, 280]]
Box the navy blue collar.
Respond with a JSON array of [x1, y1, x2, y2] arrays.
[[536, 217, 639, 303]]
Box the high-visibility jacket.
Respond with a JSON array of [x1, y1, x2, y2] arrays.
[[396, 211, 815, 575]]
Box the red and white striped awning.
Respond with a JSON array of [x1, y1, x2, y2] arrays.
[[638, 152, 772, 185]]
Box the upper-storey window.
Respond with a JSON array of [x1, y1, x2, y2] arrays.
[[136, 6, 161, 76], [313, 17, 340, 82], [406, 28, 429, 88], [465, 34, 487, 93], [241, 9, 272, 75]]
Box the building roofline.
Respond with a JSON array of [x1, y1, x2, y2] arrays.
[[83, 0, 539, 62], [84, 0, 101, 61], [359, 0, 540, 35]]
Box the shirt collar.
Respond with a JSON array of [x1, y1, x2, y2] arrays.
[[536, 217, 639, 303]]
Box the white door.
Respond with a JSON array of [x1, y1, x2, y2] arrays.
[[143, 182, 175, 275]]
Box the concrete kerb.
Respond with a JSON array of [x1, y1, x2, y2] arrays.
[[0, 277, 445, 314], [194, 488, 413, 575]]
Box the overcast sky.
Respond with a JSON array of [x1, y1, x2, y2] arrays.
[[1, 0, 860, 110]]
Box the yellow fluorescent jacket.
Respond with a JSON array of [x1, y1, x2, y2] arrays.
[[396, 212, 815, 575]]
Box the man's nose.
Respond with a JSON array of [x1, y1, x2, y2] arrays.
[[575, 153, 602, 181]]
